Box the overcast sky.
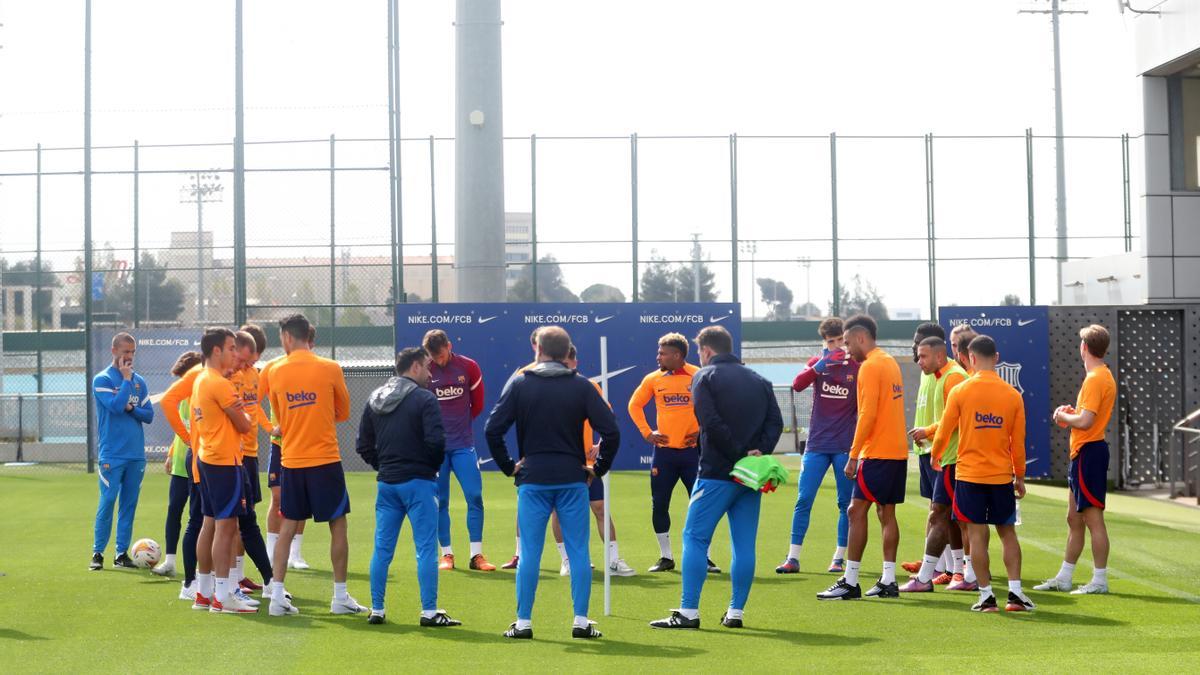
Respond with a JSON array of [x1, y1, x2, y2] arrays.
[[0, 0, 1148, 317]]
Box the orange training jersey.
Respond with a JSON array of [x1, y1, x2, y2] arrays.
[[627, 364, 701, 449], [230, 366, 271, 457], [1070, 364, 1116, 458], [933, 370, 1026, 484], [583, 380, 608, 467], [267, 349, 350, 469], [191, 367, 243, 466], [850, 347, 907, 460], [162, 363, 202, 444]]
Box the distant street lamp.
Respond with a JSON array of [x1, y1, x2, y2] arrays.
[[180, 171, 223, 323]]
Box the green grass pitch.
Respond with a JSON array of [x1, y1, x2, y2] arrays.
[[1, 465, 1197, 672]]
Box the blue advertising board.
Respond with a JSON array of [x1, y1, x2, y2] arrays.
[[938, 306, 1051, 478], [395, 303, 741, 472], [90, 327, 201, 456]]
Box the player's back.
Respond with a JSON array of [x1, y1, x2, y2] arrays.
[[949, 371, 1025, 484], [268, 349, 350, 468]]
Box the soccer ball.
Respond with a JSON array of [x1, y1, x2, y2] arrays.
[[130, 538, 162, 569]]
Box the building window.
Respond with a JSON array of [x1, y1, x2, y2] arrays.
[[1168, 70, 1200, 191]]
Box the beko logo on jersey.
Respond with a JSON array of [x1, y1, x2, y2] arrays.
[[662, 393, 691, 407], [974, 412, 1003, 429], [820, 381, 850, 399], [407, 315, 474, 325], [286, 391, 318, 409], [523, 314, 590, 324], [949, 317, 1013, 328], [435, 385, 465, 399], [640, 314, 703, 324]]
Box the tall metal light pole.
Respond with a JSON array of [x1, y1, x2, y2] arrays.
[[181, 172, 223, 324], [801, 256, 812, 317], [740, 240, 757, 319], [690, 233, 702, 302]]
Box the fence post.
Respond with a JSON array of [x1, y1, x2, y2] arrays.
[[530, 134, 538, 302], [35, 143, 45, 441], [1026, 128, 1037, 305], [429, 135, 439, 303], [1122, 133, 1132, 253], [830, 132, 840, 316], [329, 134, 337, 359], [925, 133, 937, 319], [631, 133, 639, 302], [84, 0, 95, 474], [16, 393, 24, 463], [133, 140, 141, 326], [386, 0, 403, 306], [233, 0, 248, 326], [729, 133, 739, 304]]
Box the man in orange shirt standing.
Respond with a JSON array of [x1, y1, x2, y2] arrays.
[[932, 335, 1034, 613], [266, 314, 363, 617], [819, 314, 908, 601], [1037, 324, 1117, 595]]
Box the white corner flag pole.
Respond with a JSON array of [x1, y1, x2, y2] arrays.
[[599, 335, 612, 617]]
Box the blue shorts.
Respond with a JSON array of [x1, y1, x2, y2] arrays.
[[917, 453, 936, 499], [852, 458, 907, 505], [199, 460, 248, 520], [1069, 440, 1108, 512], [280, 462, 350, 523], [588, 475, 604, 502], [267, 443, 282, 488], [932, 462, 956, 507], [242, 456, 262, 505], [953, 480, 1016, 525]]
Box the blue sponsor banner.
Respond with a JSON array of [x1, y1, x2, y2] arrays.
[[91, 327, 201, 455], [938, 306, 1051, 478], [395, 303, 741, 471]]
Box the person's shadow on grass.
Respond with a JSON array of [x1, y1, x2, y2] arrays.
[[0, 628, 48, 641]]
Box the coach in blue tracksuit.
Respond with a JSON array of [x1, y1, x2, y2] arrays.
[[486, 326, 620, 641], [357, 347, 461, 628], [90, 332, 154, 571], [651, 325, 782, 630]]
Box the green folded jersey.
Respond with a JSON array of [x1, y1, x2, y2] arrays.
[[729, 455, 789, 493]]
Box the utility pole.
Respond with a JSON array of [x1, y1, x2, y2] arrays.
[[801, 256, 812, 316], [180, 172, 223, 324], [1019, 0, 1085, 303], [690, 233, 702, 303], [740, 240, 757, 318]]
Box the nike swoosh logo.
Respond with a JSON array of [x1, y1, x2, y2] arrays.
[[595, 316, 614, 324], [478, 316, 498, 324], [1017, 319, 1036, 327], [1025, 458, 1038, 465], [430, 379, 439, 384], [709, 315, 729, 323], [478, 457, 494, 467], [589, 366, 638, 385]]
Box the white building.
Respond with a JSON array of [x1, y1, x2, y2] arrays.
[[505, 212, 533, 293]]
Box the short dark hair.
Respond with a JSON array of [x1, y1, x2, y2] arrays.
[[915, 322, 945, 342], [529, 327, 542, 346], [567, 344, 577, 360], [112, 332, 135, 348], [968, 334, 998, 358], [951, 325, 977, 357], [844, 314, 877, 341], [1080, 324, 1110, 359], [171, 351, 203, 377], [919, 336, 947, 352], [307, 325, 316, 344], [279, 314, 311, 342], [658, 332, 689, 357], [239, 324, 267, 354], [234, 330, 257, 352], [817, 317, 844, 339], [422, 329, 451, 354], [537, 326, 572, 361], [395, 347, 428, 375], [694, 326, 733, 355], [201, 327, 235, 358]]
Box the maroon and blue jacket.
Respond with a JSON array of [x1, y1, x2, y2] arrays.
[[792, 352, 860, 454], [428, 353, 484, 450]]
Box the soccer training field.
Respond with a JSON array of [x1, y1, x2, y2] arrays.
[[1, 466, 1197, 672]]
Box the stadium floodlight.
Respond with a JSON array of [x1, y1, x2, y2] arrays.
[[1116, 0, 1161, 15], [180, 171, 224, 323]]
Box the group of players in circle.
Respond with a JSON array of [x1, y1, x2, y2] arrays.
[[87, 311, 1115, 639]]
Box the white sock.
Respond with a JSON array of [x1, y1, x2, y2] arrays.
[[725, 608, 743, 620], [271, 581, 286, 603], [656, 532, 672, 559], [421, 609, 437, 619], [198, 572, 214, 597], [290, 534, 303, 560], [937, 546, 951, 573], [951, 549, 965, 575], [162, 553, 176, 567], [574, 615, 590, 629], [788, 544, 803, 561], [516, 618, 532, 630], [441, 546, 453, 556], [1056, 561, 1076, 584], [678, 608, 699, 620], [470, 541, 483, 558], [608, 540, 619, 564], [979, 585, 993, 601], [333, 582, 348, 601], [215, 577, 231, 602], [234, 556, 244, 580], [1091, 568, 1108, 585], [845, 560, 861, 586], [267, 533, 278, 565], [917, 554, 939, 584], [1008, 579, 1023, 595], [881, 561, 897, 585], [834, 546, 847, 560], [964, 555, 977, 583], [514, 537, 521, 557], [556, 543, 568, 562]]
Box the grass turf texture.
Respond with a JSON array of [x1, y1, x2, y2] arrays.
[[1, 464, 1198, 672]]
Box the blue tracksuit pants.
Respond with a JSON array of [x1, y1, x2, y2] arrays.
[[790, 450, 853, 547], [437, 447, 485, 547], [370, 479, 440, 612], [516, 483, 591, 620], [681, 478, 761, 612], [93, 459, 146, 555]]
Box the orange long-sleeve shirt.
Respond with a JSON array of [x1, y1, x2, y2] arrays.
[[850, 347, 907, 460], [161, 364, 202, 445], [627, 364, 701, 449], [267, 349, 350, 469], [230, 365, 272, 458], [932, 370, 1026, 484]]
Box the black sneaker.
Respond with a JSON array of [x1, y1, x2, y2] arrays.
[[113, 553, 138, 569], [719, 612, 743, 628], [816, 577, 862, 600], [865, 579, 900, 598], [367, 610, 386, 625], [706, 558, 722, 574], [1005, 592, 1036, 613], [649, 610, 700, 629], [89, 553, 103, 571], [503, 622, 533, 640], [421, 610, 462, 627], [572, 621, 602, 639], [648, 557, 676, 573], [971, 594, 999, 612]]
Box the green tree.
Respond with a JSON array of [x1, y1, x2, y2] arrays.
[[756, 278, 794, 321], [1002, 294, 1022, 306], [830, 274, 888, 321], [508, 255, 579, 302], [101, 252, 187, 323], [639, 255, 675, 301], [795, 301, 821, 319], [674, 261, 717, 302], [580, 283, 626, 303], [339, 282, 374, 327]]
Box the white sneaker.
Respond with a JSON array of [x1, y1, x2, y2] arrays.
[[1033, 577, 1073, 592], [262, 586, 293, 601], [211, 593, 258, 614], [151, 562, 175, 577], [331, 594, 368, 615], [559, 559, 571, 576], [269, 597, 300, 616], [234, 588, 261, 607], [609, 559, 636, 577], [288, 556, 311, 570], [1070, 582, 1109, 595], [178, 582, 196, 601]]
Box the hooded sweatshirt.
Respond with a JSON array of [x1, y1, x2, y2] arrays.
[[485, 360, 620, 486], [355, 375, 446, 484]]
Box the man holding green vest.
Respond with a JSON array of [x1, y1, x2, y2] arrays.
[[900, 336, 969, 593]]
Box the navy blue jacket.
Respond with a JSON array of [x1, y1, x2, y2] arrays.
[[356, 376, 446, 484], [485, 361, 620, 486], [691, 353, 784, 480]]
